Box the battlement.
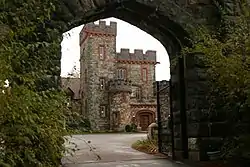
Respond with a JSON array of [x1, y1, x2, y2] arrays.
[[81, 20, 117, 36], [116, 48, 157, 62], [108, 79, 132, 93]]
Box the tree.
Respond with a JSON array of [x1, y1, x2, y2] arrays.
[[0, 1, 70, 166]]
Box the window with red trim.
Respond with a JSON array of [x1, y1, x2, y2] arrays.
[[99, 45, 105, 60], [142, 68, 147, 82]]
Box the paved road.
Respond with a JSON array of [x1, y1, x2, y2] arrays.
[[61, 133, 187, 167]]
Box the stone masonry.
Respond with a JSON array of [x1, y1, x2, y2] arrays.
[[79, 21, 158, 131]]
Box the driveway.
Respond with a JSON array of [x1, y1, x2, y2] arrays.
[[61, 133, 187, 167]]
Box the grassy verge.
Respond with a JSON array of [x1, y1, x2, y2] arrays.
[[131, 138, 158, 154]]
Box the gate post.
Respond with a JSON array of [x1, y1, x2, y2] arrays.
[[178, 56, 188, 159], [156, 81, 162, 153], [169, 78, 176, 160]]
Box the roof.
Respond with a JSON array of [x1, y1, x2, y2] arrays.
[[61, 77, 80, 100]]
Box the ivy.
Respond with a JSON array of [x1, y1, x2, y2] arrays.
[[0, 0, 70, 166], [182, 2, 250, 162]]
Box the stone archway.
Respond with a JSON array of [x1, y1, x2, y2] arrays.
[[3, 0, 240, 162], [2, 0, 246, 164], [135, 110, 155, 131], [54, 0, 227, 161]]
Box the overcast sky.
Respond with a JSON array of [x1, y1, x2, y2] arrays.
[[61, 17, 170, 81]]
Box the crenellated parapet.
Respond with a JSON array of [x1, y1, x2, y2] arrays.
[[80, 20, 117, 36], [108, 79, 132, 93], [116, 48, 157, 63], [80, 20, 117, 45]]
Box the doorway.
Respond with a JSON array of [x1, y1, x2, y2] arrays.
[[138, 112, 154, 131]]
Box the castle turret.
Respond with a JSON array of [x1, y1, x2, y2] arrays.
[[108, 79, 132, 131]]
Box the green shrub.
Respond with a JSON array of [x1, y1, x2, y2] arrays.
[[0, 0, 70, 166], [182, 3, 250, 164], [125, 125, 132, 132], [132, 138, 158, 154], [65, 111, 91, 132], [131, 123, 137, 132], [0, 86, 68, 167]]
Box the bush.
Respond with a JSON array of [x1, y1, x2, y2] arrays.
[[65, 111, 91, 132], [132, 138, 158, 154], [0, 0, 70, 166], [125, 125, 132, 132], [131, 123, 137, 132], [182, 3, 250, 164], [0, 86, 68, 167]]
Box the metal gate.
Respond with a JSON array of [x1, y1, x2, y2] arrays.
[[156, 80, 175, 159]]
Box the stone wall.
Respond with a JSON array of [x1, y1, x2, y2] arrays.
[[109, 91, 131, 131], [116, 49, 156, 104]]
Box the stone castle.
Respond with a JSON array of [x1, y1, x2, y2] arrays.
[[79, 21, 159, 131]]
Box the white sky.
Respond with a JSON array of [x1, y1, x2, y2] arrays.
[[61, 17, 170, 81]]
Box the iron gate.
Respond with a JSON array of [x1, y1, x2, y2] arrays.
[[156, 80, 175, 159]]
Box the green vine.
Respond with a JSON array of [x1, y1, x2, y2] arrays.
[[0, 1, 70, 166], [181, 1, 250, 162]]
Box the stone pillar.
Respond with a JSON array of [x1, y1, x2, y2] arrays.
[[185, 53, 225, 161], [110, 92, 131, 131], [171, 52, 212, 161]]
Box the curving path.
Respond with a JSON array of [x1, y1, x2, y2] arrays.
[[61, 133, 188, 167]]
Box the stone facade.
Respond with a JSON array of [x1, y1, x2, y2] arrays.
[[79, 21, 157, 131]]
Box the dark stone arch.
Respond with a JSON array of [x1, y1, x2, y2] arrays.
[[53, 0, 223, 162]]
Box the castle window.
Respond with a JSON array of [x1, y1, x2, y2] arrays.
[[142, 68, 148, 82], [84, 69, 88, 83], [131, 87, 137, 97], [99, 45, 105, 60], [100, 78, 105, 90], [100, 106, 106, 118], [117, 68, 126, 79], [136, 88, 141, 99]]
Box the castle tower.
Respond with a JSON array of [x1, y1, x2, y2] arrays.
[[79, 21, 117, 130]]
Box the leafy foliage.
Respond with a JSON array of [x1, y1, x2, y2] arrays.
[[65, 110, 91, 133], [0, 0, 70, 166], [0, 87, 68, 167], [182, 2, 250, 163], [132, 138, 158, 154]]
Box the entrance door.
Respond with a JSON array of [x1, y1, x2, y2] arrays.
[[140, 115, 150, 131]]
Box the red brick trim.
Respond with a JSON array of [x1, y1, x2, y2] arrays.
[[141, 65, 148, 83], [116, 59, 157, 65], [82, 29, 116, 37]]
